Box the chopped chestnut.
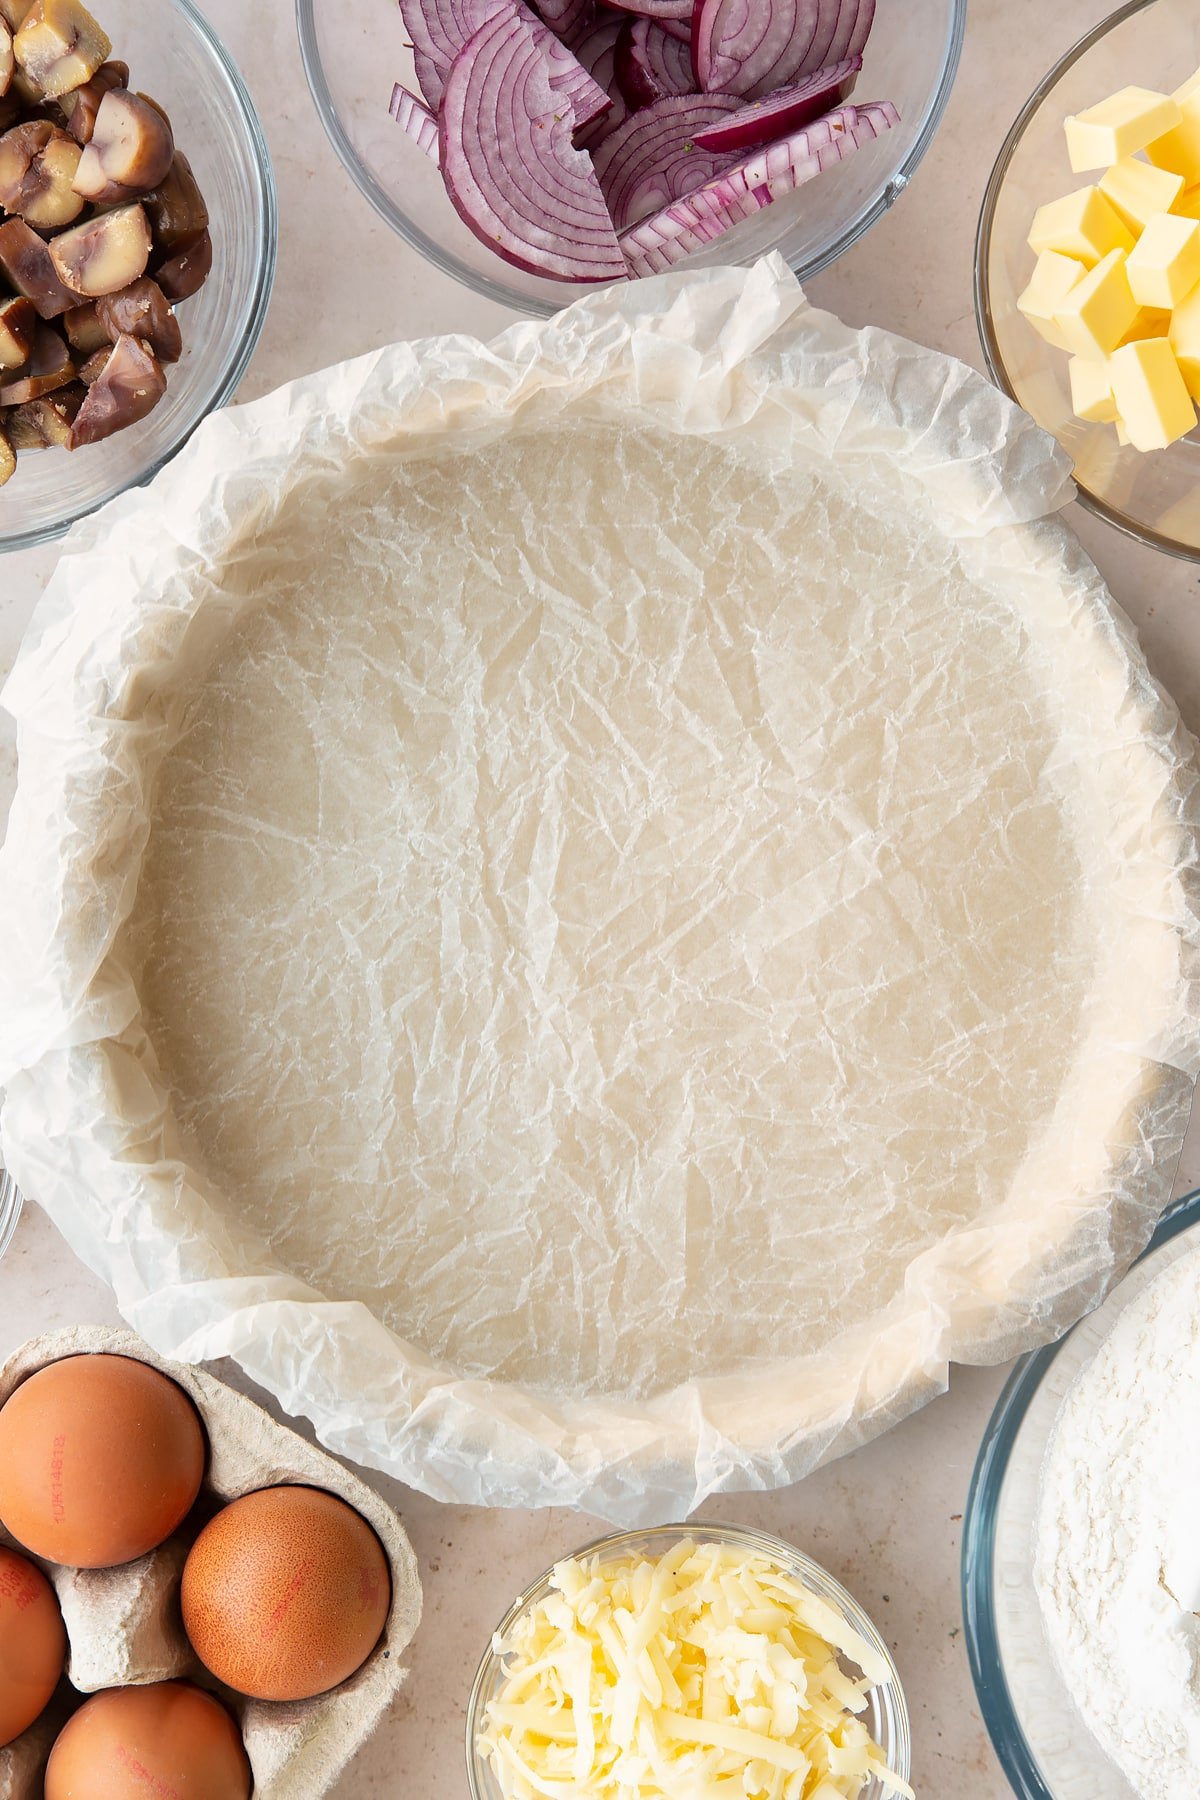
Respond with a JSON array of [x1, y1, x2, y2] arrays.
[[153, 225, 210, 302], [0, 418, 14, 484], [62, 296, 106, 351], [49, 199, 149, 295], [0, 293, 36, 367], [76, 340, 105, 382], [13, 0, 110, 100], [68, 329, 162, 446], [0, 0, 32, 30], [0, 117, 82, 224], [0, 316, 73, 403], [144, 148, 207, 250], [72, 85, 170, 201], [59, 52, 122, 141], [0, 215, 78, 316], [5, 374, 80, 443], [96, 275, 179, 362], [0, 18, 12, 97]]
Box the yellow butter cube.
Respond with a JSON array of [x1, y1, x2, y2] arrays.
[[1099, 157, 1184, 232], [1068, 355, 1118, 423], [1172, 186, 1200, 221], [1120, 307, 1173, 345], [1126, 212, 1200, 307], [1115, 415, 1132, 447], [1017, 249, 1086, 349], [1053, 249, 1138, 356], [1147, 67, 1200, 181], [1028, 187, 1135, 266], [1108, 338, 1196, 449], [1168, 279, 1200, 402], [1065, 86, 1181, 170]]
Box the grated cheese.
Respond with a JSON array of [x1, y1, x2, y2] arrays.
[[479, 1540, 914, 1800]]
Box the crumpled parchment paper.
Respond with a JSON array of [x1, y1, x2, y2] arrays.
[[1, 257, 1198, 1523]]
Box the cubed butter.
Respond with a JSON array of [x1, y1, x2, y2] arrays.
[[1028, 186, 1135, 265], [1099, 157, 1184, 232], [1172, 186, 1200, 221], [1068, 355, 1118, 423], [1120, 307, 1173, 345], [1147, 67, 1200, 180], [1168, 279, 1200, 402], [1126, 212, 1200, 307], [1065, 86, 1181, 170], [1053, 249, 1138, 356], [1108, 338, 1197, 449], [1017, 249, 1086, 348]]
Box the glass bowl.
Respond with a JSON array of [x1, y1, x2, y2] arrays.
[[466, 1522, 911, 1798], [0, 1167, 20, 1262], [297, 0, 965, 317], [962, 1186, 1200, 1799], [0, 0, 277, 553], [975, 0, 1200, 562]]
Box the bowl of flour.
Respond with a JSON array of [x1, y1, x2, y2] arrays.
[[962, 1187, 1200, 1800]]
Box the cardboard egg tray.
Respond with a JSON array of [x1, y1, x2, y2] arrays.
[[0, 1326, 422, 1799]]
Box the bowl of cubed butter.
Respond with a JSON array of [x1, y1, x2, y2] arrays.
[[976, 0, 1200, 560]]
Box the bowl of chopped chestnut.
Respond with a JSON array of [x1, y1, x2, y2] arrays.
[[0, 0, 276, 550]]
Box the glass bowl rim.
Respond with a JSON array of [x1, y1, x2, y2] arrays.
[[960, 1183, 1200, 1800], [972, 0, 1200, 566], [0, 0, 279, 555], [0, 1167, 21, 1262], [464, 1518, 912, 1798], [295, 0, 968, 319]]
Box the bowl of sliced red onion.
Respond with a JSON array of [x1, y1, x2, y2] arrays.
[[297, 0, 965, 314]]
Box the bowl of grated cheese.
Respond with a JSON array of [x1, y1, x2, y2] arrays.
[[467, 1523, 912, 1800]]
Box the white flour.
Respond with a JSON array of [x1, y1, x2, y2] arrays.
[[1035, 1239, 1200, 1797]]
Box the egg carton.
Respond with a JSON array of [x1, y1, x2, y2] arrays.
[[0, 1326, 422, 1800]]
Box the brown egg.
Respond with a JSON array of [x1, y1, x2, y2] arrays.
[[0, 1545, 66, 1747], [44, 1681, 250, 1800], [0, 1354, 206, 1568], [181, 1485, 391, 1700]]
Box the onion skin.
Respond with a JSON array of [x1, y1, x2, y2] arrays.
[[439, 3, 627, 281]]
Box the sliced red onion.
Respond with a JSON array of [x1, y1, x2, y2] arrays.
[[541, 22, 613, 123], [608, 0, 692, 22], [614, 17, 695, 107], [659, 15, 690, 39], [591, 91, 740, 228], [826, 0, 873, 64], [620, 98, 897, 272], [413, 49, 446, 106], [691, 54, 858, 149], [571, 12, 628, 146], [537, 0, 593, 37], [439, 4, 627, 280], [389, 82, 442, 162], [693, 0, 871, 98], [398, 0, 607, 118]]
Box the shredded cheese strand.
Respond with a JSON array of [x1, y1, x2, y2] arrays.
[[479, 1540, 914, 1800]]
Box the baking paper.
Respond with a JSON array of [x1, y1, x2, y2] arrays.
[[1, 257, 1198, 1522]]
